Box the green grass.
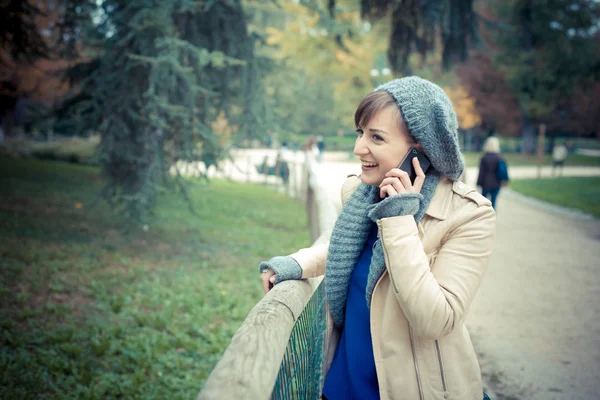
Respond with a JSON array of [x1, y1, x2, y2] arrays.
[[0, 158, 310, 399], [509, 177, 600, 218]]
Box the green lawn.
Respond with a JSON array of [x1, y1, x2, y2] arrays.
[[509, 177, 600, 218], [0, 158, 310, 399]]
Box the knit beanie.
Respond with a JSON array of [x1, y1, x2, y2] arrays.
[[376, 76, 465, 181]]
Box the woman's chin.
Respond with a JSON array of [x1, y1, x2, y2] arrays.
[[359, 174, 382, 187]]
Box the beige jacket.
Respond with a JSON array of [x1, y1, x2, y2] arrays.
[[289, 176, 496, 400]]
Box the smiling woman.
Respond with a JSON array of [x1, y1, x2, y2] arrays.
[[353, 91, 418, 189], [258, 76, 496, 400]]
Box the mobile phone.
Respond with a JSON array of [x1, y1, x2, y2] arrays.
[[398, 147, 431, 183]]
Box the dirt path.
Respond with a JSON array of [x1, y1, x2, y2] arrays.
[[467, 190, 600, 400]]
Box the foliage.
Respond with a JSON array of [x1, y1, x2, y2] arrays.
[[509, 176, 600, 218], [352, 0, 477, 74], [0, 0, 49, 65], [492, 0, 599, 121], [0, 0, 55, 137], [456, 50, 523, 136], [0, 157, 310, 398], [443, 85, 481, 130], [462, 0, 600, 153], [262, 1, 390, 134], [57, 0, 268, 224]]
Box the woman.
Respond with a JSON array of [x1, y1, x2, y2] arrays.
[[476, 136, 509, 209], [260, 77, 496, 400]]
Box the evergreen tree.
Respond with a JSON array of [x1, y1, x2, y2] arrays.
[[59, 0, 266, 224]]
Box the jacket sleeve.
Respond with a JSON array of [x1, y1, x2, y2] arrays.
[[378, 202, 496, 340]]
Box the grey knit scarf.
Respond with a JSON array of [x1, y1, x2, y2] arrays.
[[324, 172, 440, 328]]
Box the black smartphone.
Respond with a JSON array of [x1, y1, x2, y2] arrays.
[[398, 147, 431, 183]]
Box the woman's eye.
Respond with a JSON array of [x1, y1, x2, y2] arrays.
[[372, 134, 383, 141], [356, 129, 364, 137]]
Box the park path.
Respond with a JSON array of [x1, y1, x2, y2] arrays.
[[308, 156, 600, 400]]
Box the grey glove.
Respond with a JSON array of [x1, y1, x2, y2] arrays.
[[367, 192, 423, 221], [258, 256, 302, 284]]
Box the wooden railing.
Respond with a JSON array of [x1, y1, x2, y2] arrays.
[[197, 156, 337, 400]]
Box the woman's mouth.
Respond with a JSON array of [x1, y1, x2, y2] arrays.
[[361, 160, 378, 171]]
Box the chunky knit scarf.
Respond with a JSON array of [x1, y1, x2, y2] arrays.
[[324, 172, 440, 328]]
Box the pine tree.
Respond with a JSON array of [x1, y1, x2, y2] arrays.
[[58, 0, 267, 224]]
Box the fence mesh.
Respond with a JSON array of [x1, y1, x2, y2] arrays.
[[272, 281, 327, 400]]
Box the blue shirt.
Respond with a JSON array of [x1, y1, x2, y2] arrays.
[[322, 223, 380, 400]]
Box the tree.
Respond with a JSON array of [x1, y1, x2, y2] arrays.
[[481, 0, 600, 153], [263, 1, 391, 134], [324, 0, 478, 75], [456, 50, 522, 137], [58, 0, 267, 224], [0, 0, 51, 136]]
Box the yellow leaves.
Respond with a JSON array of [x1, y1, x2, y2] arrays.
[[210, 111, 235, 144], [75, 202, 83, 209], [444, 86, 481, 130], [265, 27, 283, 47]]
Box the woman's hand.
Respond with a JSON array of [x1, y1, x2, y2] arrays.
[[260, 268, 277, 294], [379, 157, 426, 198]]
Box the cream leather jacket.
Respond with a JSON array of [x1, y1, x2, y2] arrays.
[[289, 176, 496, 400]]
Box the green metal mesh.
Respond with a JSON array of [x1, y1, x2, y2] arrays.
[[272, 281, 327, 400]]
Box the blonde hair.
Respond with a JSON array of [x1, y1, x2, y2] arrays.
[[483, 136, 500, 153]]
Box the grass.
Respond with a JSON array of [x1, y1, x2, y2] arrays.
[[0, 157, 310, 399], [509, 176, 600, 218]]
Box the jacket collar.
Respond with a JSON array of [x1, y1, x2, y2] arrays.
[[424, 177, 453, 221]]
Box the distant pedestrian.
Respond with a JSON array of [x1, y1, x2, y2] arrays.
[[477, 136, 509, 209], [304, 135, 320, 161], [316, 135, 325, 162], [552, 142, 568, 177]]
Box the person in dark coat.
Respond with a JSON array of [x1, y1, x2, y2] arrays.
[[476, 136, 509, 209]]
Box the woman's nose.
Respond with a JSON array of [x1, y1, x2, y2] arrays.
[[354, 136, 368, 157]]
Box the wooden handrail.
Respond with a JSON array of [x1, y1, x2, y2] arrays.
[[197, 156, 337, 399]]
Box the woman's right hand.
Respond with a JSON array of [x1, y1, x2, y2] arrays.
[[260, 268, 277, 294]]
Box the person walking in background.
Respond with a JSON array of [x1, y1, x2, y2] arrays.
[[316, 135, 325, 162], [304, 135, 320, 161], [259, 76, 496, 400], [477, 136, 509, 209], [552, 142, 568, 177]]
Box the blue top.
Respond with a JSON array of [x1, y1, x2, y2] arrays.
[[322, 223, 380, 400]]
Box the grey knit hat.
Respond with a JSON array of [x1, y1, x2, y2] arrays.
[[376, 76, 465, 181]]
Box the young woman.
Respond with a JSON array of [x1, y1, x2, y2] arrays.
[[260, 77, 496, 400]]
